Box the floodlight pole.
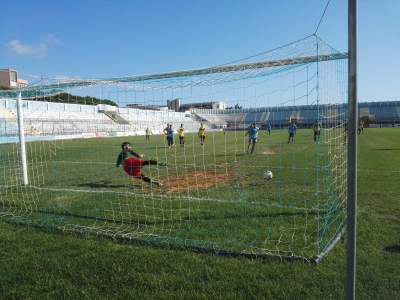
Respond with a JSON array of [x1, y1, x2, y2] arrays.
[[17, 92, 29, 185], [346, 0, 357, 299]]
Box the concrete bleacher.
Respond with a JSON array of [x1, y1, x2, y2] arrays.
[[0, 99, 136, 136], [9, 108, 133, 135], [242, 112, 266, 124], [369, 106, 398, 123], [0, 119, 19, 137], [193, 112, 246, 127], [1, 98, 399, 139], [116, 108, 197, 132], [0, 108, 19, 137], [118, 112, 163, 131], [190, 101, 400, 128], [116, 108, 202, 132], [265, 109, 294, 126]]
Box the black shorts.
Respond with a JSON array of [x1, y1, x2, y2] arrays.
[[249, 137, 258, 143]]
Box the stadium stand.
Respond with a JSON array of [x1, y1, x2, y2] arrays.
[[0, 99, 399, 139], [0, 117, 19, 137]]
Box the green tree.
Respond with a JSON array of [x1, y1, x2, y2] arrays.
[[33, 92, 118, 107]]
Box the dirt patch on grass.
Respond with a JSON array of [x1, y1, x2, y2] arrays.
[[164, 170, 235, 194]]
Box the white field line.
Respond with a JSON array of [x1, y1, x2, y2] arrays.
[[38, 161, 400, 173], [0, 185, 325, 212]]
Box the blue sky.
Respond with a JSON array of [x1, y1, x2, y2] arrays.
[[1, 0, 399, 105]]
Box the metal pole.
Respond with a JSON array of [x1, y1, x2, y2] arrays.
[[346, 0, 357, 299], [16, 92, 29, 185]]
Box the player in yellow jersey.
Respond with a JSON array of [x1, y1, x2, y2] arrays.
[[198, 123, 206, 147], [145, 127, 152, 141], [357, 119, 362, 135], [312, 119, 322, 142], [178, 124, 185, 147], [343, 119, 348, 145]]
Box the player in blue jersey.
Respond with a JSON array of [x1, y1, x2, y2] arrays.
[[164, 124, 175, 148], [267, 124, 271, 135], [288, 120, 297, 143], [244, 122, 259, 154]]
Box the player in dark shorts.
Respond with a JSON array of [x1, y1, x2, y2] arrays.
[[312, 119, 322, 142], [178, 124, 185, 147], [198, 123, 206, 147], [116, 142, 168, 187], [244, 122, 260, 154], [287, 120, 297, 143], [343, 120, 348, 145]]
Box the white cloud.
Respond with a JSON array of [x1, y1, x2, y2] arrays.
[[7, 40, 47, 59], [7, 35, 61, 60], [42, 34, 61, 46]]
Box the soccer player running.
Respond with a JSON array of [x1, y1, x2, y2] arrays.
[[198, 123, 206, 147], [267, 124, 271, 135], [244, 122, 259, 154], [312, 119, 322, 142], [116, 142, 168, 187], [288, 120, 297, 143], [178, 124, 185, 148]]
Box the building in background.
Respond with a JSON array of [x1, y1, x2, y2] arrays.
[[169, 98, 226, 112], [0, 69, 28, 88]]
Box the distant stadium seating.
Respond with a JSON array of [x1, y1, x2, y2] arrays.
[[0, 119, 19, 137], [192, 101, 399, 128], [0, 99, 399, 138]]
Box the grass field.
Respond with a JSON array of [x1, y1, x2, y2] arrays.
[[1, 127, 347, 260], [1, 127, 399, 299]]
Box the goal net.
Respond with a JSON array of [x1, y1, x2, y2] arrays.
[[0, 35, 348, 261]]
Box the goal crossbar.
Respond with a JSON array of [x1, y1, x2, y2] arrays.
[[0, 52, 348, 99]]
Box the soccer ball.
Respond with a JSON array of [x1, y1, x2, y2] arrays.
[[263, 170, 273, 180]]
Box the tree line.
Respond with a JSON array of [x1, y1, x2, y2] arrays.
[[0, 86, 118, 106]]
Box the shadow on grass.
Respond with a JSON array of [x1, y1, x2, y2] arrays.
[[385, 245, 400, 253], [139, 146, 171, 149], [77, 182, 126, 188]]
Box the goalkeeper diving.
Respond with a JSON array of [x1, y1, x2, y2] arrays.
[[116, 142, 169, 187]]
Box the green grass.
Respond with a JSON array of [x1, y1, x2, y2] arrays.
[[1, 128, 399, 299], [1, 128, 346, 259]]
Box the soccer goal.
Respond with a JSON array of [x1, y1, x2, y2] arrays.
[[0, 35, 348, 261]]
